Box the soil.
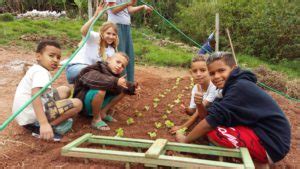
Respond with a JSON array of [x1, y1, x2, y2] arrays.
[[0, 46, 299, 168]]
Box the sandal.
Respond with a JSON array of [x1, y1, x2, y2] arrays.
[[92, 120, 110, 131], [103, 115, 117, 122]]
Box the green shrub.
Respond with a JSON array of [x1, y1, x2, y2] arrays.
[[0, 13, 14, 22]]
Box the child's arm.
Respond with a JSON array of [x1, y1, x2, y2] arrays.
[[107, 0, 135, 14], [31, 88, 54, 140], [80, 4, 104, 37], [170, 110, 199, 134], [80, 70, 126, 92], [194, 85, 208, 119], [127, 4, 152, 14], [176, 118, 213, 143]]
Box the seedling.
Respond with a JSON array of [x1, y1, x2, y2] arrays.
[[165, 120, 174, 128], [154, 122, 162, 129], [135, 110, 143, 117], [144, 105, 150, 111], [126, 118, 134, 125], [162, 114, 168, 119], [153, 102, 158, 108], [174, 99, 181, 104], [177, 94, 183, 98], [177, 127, 187, 135], [167, 104, 174, 108], [148, 131, 157, 138], [115, 128, 124, 137], [153, 97, 160, 102], [166, 110, 172, 114], [159, 93, 165, 98]]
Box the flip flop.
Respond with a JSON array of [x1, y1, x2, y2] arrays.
[[92, 120, 110, 131], [103, 115, 117, 122]]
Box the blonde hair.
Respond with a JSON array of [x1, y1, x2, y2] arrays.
[[99, 21, 119, 61]]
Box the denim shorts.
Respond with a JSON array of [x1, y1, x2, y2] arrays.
[[66, 63, 89, 84]]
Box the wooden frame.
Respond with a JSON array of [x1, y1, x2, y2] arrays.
[[61, 133, 254, 169]]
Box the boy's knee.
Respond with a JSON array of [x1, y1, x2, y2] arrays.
[[96, 90, 106, 98], [57, 86, 72, 97], [71, 98, 83, 112]]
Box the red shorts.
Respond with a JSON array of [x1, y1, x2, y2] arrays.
[[207, 126, 268, 163]]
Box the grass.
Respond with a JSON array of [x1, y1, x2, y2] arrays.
[[0, 18, 299, 79]]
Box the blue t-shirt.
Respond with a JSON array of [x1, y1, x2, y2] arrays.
[[198, 41, 213, 55]]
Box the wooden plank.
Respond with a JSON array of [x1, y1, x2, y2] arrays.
[[61, 133, 92, 153], [88, 138, 152, 149], [145, 139, 168, 158], [90, 135, 154, 144], [240, 148, 254, 169], [215, 13, 219, 52], [63, 147, 244, 168], [166, 142, 241, 158], [90, 135, 240, 157]]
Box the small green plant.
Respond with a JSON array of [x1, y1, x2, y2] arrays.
[[144, 105, 150, 111], [115, 128, 124, 137], [174, 99, 181, 104], [162, 114, 168, 119], [153, 97, 160, 102], [148, 131, 157, 138], [153, 102, 158, 108], [177, 127, 187, 135], [166, 110, 172, 114], [135, 110, 143, 117], [165, 120, 174, 128], [126, 118, 134, 125], [167, 104, 174, 108], [159, 93, 165, 98], [177, 94, 183, 99], [154, 122, 162, 129]]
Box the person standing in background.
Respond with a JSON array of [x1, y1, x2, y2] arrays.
[[105, 0, 152, 82]]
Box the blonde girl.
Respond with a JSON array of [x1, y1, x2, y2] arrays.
[[66, 5, 119, 84]]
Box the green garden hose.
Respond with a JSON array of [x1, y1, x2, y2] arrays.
[[0, 2, 129, 131]]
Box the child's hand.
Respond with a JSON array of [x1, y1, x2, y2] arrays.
[[40, 123, 54, 140], [143, 5, 153, 13], [94, 3, 105, 17], [117, 75, 128, 89], [175, 132, 187, 143], [170, 126, 183, 134], [194, 85, 203, 105]]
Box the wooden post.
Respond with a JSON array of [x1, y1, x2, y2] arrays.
[[88, 0, 93, 19], [215, 13, 219, 52], [226, 28, 238, 65]]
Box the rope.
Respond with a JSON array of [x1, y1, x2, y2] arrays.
[[138, 0, 212, 54], [0, 2, 129, 131], [139, 0, 299, 102]]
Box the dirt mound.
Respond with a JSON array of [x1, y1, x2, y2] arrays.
[[0, 47, 299, 168]]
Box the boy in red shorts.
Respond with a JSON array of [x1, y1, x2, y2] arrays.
[[176, 52, 291, 167]]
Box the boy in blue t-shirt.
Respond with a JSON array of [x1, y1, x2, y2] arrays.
[[176, 52, 290, 166]]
